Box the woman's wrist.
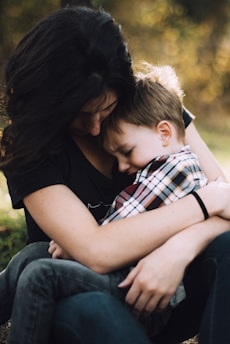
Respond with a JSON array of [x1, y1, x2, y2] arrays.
[[196, 183, 230, 220], [195, 187, 218, 217], [164, 234, 195, 268], [190, 191, 209, 220]]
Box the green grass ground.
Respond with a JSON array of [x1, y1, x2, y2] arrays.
[[0, 172, 27, 270]]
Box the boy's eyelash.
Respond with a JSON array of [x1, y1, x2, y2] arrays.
[[123, 149, 132, 156]]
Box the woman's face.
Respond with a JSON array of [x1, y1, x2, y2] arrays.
[[70, 90, 118, 136]]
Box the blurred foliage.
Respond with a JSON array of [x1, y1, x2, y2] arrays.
[[0, 222, 27, 271], [0, 172, 26, 270], [103, 0, 230, 119], [0, 0, 230, 121]]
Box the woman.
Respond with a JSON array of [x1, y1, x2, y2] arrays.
[[1, 6, 230, 344]]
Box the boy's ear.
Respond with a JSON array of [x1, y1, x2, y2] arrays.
[[156, 121, 172, 146]]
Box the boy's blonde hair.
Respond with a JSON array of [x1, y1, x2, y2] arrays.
[[101, 62, 185, 145]]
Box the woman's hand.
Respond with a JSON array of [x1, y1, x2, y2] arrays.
[[118, 212, 230, 318], [118, 239, 187, 318], [48, 240, 73, 260]]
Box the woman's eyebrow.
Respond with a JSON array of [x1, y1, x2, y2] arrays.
[[80, 99, 118, 116], [102, 99, 118, 111]]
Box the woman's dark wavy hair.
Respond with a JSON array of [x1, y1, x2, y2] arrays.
[[0, 6, 134, 171]]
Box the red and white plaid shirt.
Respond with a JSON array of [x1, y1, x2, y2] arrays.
[[101, 145, 208, 225]]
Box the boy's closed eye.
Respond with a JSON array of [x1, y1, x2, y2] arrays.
[[121, 148, 133, 157]]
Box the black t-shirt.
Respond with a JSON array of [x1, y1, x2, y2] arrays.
[[5, 109, 193, 243]]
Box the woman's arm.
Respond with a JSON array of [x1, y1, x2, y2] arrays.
[[185, 122, 228, 182], [119, 216, 230, 315], [24, 182, 230, 273], [116, 122, 230, 314]]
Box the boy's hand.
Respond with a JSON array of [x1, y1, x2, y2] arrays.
[[48, 240, 73, 260]]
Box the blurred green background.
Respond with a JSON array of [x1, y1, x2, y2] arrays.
[[0, 0, 230, 269]]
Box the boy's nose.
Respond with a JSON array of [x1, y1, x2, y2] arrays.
[[118, 160, 130, 173]]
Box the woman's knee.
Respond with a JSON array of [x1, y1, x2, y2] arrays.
[[52, 292, 118, 343], [16, 258, 52, 292], [184, 231, 230, 298], [9, 242, 50, 270], [52, 292, 151, 344], [54, 291, 123, 322]]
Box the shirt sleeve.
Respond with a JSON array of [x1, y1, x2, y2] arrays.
[[183, 107, 195, 128], [5, 156, 66, 209]]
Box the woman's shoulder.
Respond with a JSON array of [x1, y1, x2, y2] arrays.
[[5, 137, 83, 209], [5, 136, 125, 212]]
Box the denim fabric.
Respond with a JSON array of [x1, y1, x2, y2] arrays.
[[153, 231, 230, 344], [0, 242, 50, 325], [1, 242, 151, 344], [52, 291, 152, 344], [5, 251, 170, 343], [2, 231, 230, 344], [7, 258, 129, 343]]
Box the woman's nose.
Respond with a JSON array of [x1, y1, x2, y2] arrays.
[[88, 113, 101, 136]]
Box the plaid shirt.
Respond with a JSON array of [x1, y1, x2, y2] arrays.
[[101, 145, 208, 225]]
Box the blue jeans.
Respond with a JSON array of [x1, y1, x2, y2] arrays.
[[154, 231, 230, 344], [51, 232, 230, 344], [52, 291, 152, 344], [1, 231, 230, 343], [0, 242, 151, 344], [0, 242, 51, 325]]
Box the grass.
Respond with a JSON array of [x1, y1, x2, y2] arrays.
[[0, 172, 27, 271]]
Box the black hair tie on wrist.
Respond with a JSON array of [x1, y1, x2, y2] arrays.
[[190, 191, 209, 220]]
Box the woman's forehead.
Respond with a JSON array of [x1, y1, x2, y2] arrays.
[[81, 90, 117, 113]]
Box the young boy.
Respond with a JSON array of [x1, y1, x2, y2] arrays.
[[6, 64, 208, 343], [99, 63, 207, 225]]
